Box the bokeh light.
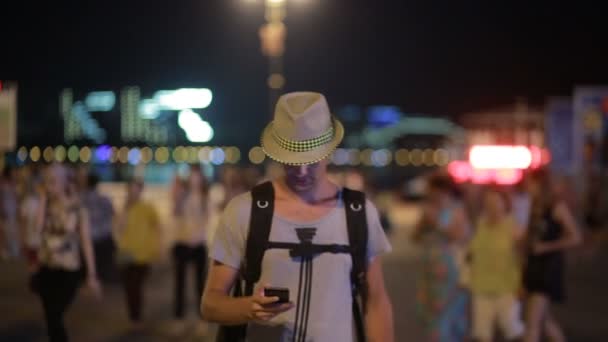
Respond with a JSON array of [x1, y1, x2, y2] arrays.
[[80, 147, 92, 163], [423, 149, 435, 167], [360, 149, 373, 166], [395, 149, 409, 166], [95, 145, 112, 163], [249, 146, 266, 164], [30, 147, 41, 162], [199, 146, 212, 164], [67, 146, 79, 163], [110, 147, 119, 163], [117, 147, 129, 164], [434, 148, 449, 166], [17, 147, 28, 162], [43, 147, 54, 162], [173, 146, 187, 163], [54, 146, 67, 162], [332, 148, 349, 166], [348, 149, 361, 166], [371, 149, 392, 167], [210, 148, 226, 165], [140, 147, 153, 164], [410, 149, 423, 166], [155, 147, 169, 164], [128, 148, 141, 165], [224, 147, 241, 164]]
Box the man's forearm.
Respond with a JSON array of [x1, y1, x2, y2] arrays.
[[201, 290, 251, 325], [365, 295, 394, 342]]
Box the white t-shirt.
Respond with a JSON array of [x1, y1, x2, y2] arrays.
[[211, 191, 392, 342]]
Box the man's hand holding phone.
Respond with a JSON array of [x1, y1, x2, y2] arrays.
[[248, 284, 294, 322]]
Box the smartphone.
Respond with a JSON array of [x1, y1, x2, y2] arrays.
[[264, 287, 290, 304]]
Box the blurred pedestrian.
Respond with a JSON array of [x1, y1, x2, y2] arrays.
[[412, 174, 470, 342], [168, 165, 210, 336], [114, 179, 161, 331], [469, 187, 525, 342], [30, 164, 101, 342], [82, 173, 116, 284], [523, 170, 581, 342], [1, 166, 20, 259], [207, 165, 247, 244], [512, 175, 532, 231], [18, 169, 44, 270]]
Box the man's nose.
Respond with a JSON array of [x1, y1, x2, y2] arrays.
[[296, 165, 309, 176]]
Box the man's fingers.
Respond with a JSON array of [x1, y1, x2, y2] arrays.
[[254, 312, 275, 321], [255, 295, 280, 305], [260, 302, 295, 314], [256, 283, 271, 297]]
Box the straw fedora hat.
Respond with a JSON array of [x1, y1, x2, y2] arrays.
[[261, 92, 344, 165]]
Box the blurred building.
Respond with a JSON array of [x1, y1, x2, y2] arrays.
[[457, 99, 545, 148]]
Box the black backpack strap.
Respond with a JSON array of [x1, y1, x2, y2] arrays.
[[342, 188, 369, 342], [243, 181, 275, 296], [216, 182, 275, 342]]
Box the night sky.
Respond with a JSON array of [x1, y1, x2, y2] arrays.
[[2, 0, 607, 147]]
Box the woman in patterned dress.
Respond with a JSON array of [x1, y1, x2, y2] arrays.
[[413, 175, 470, 342]]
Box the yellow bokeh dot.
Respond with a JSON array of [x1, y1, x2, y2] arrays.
[[140, 147, 153, 164], [173, 146, 187, 163], [410, 149, 423, 166], [67, 146, 79, 163], [360, 149, 373, 166], [43, 146, 54, 162], [268, 73, 286, 89], [224, 147, 242, 164], [110, 147, 119, 163], [80, 147, 92, 163], [248, 146, 266, 165], [395, 149, 409, 166], [187, 146, 199, 164], [55, 146, 67, 162], [423, 149, 435, 166], [155, 147, 169, 164], [434, 148, 449, 166], [30, 147, 41, 162], [117, 147, 129, 164]]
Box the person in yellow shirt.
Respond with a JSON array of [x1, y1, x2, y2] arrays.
[[469, 187, 525, 342], [115, 179, 161, 330]]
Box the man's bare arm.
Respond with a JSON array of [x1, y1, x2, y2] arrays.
[[364, 257, 394, 342]]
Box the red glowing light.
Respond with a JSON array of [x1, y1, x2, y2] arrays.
[[470, 145, 532, 169], [447, 161, 471, 183]]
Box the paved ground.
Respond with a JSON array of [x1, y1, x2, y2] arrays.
[[2, 230, 608, 341]]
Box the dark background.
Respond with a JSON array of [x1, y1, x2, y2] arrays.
[[1, 0, 606, 146]]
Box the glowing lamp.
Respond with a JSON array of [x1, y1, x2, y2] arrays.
[[469, 145, 532, 169]]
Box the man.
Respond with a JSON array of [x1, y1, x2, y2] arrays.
[[201, 92, 394, 341], [82, 173, 116, 283]]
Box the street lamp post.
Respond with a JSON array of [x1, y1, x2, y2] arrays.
[[258, 0, 287, 116]]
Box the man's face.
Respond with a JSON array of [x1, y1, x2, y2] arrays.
[[284, 160, 326, 193]]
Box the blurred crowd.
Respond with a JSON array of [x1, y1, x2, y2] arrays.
[[0, 160, 603, 342]]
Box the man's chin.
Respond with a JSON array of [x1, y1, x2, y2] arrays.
[[288, 182, 314, 193]]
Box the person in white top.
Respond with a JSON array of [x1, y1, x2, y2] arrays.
[[31, 164, 101, 342], [169, 165, 210, 336]]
